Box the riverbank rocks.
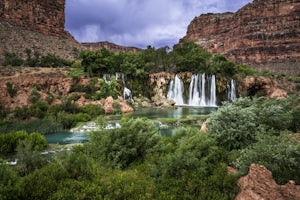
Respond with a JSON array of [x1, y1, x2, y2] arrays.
[[236, 164, 300, 200]]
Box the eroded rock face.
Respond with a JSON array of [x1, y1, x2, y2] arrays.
[[236, 164, 300, 200], [181, 0, 300, 74], [0, 69, 134, 114], [0, 0, 67, 38], [240, 76, 294, 98]]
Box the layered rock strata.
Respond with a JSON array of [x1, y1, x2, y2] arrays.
[[0, 0, 67, 38], [181, 0, 300, 74]]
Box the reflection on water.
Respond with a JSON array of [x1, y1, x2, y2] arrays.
[[45, 107, 217, 144], [123, 106, 217, 119], [45, 131, 88, 144]]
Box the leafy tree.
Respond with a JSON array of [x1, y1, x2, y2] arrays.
[[87, 118, 160, 169], [208, 54, 238, 77], [207, 98, 260, 151], [156, 128, 238, 199], [15, 139, 48, 176], [171, 41, 211, 73]]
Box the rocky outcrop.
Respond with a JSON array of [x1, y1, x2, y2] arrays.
[[240, 76, 295, 98], [0, 68, 134, 113], [0, 0, 67, 38], [0, 68, 72, 109], [236, 164, 300, 200], [181, 0, 300, 74], [81, 41, 141, 53]]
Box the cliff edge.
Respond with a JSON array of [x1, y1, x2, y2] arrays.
[[180, 0, 300, 74]]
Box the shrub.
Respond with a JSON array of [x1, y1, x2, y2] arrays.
[[207, 99, 260, 151], [3, 51, 23, 66], [6, 82, 18, 98], [87, 118, 160, 169], [234, 134, 300, 184], [0, 160, 23, 199], [79, 104, 104, 117]]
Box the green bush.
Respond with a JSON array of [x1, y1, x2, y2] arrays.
[[79, 104, 104, 117], [40, 54, 72, 67], [57, 112, 92, 129], [207, 99, 260, 151], [0, 131, 47, 154], [155, 129, 238, 199], [0, 160, 23, 199], [87, 118, 160, 169], [6, 82, 18, 98], [2, 51, 23, 66], [234, 134, 300, 184]]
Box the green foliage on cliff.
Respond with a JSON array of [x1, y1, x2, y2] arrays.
[[1, 50, 73, 67], [79, 41, 248, 78]]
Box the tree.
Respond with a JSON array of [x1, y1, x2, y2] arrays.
[[207, 98, 260, 151], [156, 128, 237, 199]]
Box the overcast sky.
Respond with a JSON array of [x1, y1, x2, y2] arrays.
[[65, 0, 252, 48]]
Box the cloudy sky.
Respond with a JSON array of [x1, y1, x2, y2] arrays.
[[65, 0, 252, 48]]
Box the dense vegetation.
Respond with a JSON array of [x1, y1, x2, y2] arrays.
[[0, 97, 299, 199], [0, 98, 105, 134], [79, 41, 250, 78]]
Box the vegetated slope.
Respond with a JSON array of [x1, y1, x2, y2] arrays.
[[180, 0, 300, 74], [0, 18, 83, 63]]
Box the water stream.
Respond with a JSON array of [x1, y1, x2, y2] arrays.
[[45, 107, 217, 144]]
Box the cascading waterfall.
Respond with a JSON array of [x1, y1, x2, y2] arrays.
[[167, 74, 217, 107], [167, 75, 184, 105], [103, 73, 132, 100], [227, 79, 237, 102]]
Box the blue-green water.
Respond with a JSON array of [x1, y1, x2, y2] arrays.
[[45, 106, 217, 144]]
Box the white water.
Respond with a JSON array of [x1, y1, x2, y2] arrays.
[[167, 75, 184, 105], [228, 79, 237, 102], [168, 74, 217, 107], [103, 73, 133, 101]]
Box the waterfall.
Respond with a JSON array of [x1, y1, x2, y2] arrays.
[[168, 74, 217, 107], [167, 75, 184, 105], [199, 74, 206, 106], [116, 73, 132, 100], [103, 73, 133, 100], [228, 79, 237, 102], [207, 75, 216, 106], [188, 74, 200, 106]]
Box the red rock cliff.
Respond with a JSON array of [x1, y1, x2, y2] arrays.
[[0, 0, 67, 38], [180, 0, 300, 74]]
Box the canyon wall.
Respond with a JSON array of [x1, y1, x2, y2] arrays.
[[0, 0, 67, 38], [180, 0, 300, 74]]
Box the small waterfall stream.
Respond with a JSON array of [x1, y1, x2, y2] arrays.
[[167, 75, 185, 105], [227, 79, 237, 102], [104, 73, 132, 100]]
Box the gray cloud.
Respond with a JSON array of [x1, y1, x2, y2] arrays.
[[65, 0, 252, 48]]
